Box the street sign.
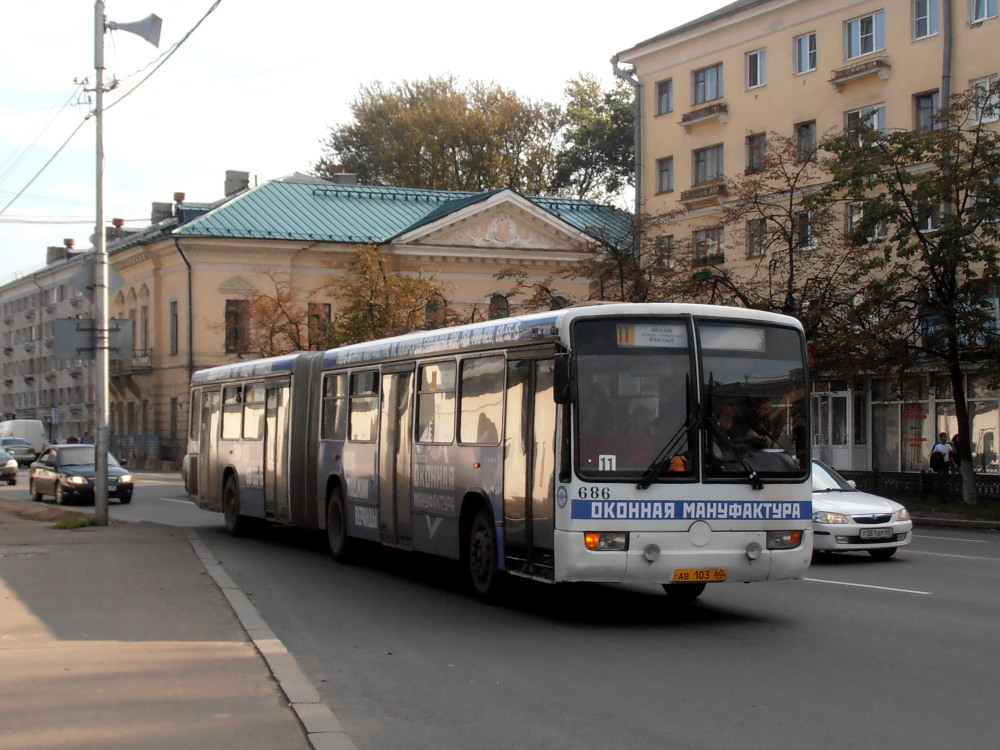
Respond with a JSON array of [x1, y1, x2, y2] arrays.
[[51, 317, 134, 360], [69, 256, 125, 303]]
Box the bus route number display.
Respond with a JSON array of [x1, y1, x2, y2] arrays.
[[616, 323, 687, 348]]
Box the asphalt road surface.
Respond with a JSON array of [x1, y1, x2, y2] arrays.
[[6, 470, 999, 749]]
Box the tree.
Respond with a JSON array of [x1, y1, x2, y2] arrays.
[[818, 83, 1000, 503], [314, 76, 565, 194], [326, 246, 453, 346], [550, 75, 635, 203]]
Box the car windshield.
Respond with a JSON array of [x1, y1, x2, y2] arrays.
[[57, 446, 121, 467], [811, 461, 856, 492], [3, 438, 29, 446]]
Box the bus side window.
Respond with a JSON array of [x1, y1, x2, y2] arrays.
[[417, 361, 456, 444], [243, 384, 266, 440], [221, 385, 243, 440], [459, 356, 503, 445], [321, 373, 348, 441], [188, 388, 202, 443], [349, 371, 379, 442]]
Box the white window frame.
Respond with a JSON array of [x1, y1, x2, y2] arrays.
[[847, 203, 889, 241], [693, 227, 723, 263], [693, 63, 723, 105], [746, 49, 767, 89], [971, 0, 998, 23], [914, 90, 941, 131], [914, 0, 939, 38], [693, 144, 724, 185], [970, 74, 999, 123], [846, 104, 887, 143], [656, 156, 674, 193], [746, 132, 767, 173], [795, 120, 817, 162], [795, 211, 817, 250], [656, 79, 673, 115], [845, 11, 886, 59], [794, 33, 817, 74], [746, 218, 767, 258]]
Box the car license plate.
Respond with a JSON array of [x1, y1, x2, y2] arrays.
[[673, 568, 727, 583], [859, 528, 893, 539]]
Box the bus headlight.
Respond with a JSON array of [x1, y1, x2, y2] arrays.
[[766, 530, 803, 550], [583, 532, 628, 551]]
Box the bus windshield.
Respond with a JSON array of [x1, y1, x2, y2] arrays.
[[574, 316, 807, 483]]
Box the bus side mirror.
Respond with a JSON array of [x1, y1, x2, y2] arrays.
[[554, 353, 572, 404]]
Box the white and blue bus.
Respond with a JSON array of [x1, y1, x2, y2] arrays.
[[184, 303, 812, 601]]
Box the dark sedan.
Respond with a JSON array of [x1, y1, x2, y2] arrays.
[[29, 445, 133, 505]]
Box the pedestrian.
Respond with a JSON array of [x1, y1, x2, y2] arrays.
[[950, 433, 962, 473], [930, 432, 952, 473]]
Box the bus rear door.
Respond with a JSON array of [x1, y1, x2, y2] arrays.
[[378, 368, 414, 547]]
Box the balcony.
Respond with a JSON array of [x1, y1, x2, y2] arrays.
[[679, 182, 727, 206], [111, 348, 153, 377], [829, 56, 891, 91], [680, 101, 728, 131]]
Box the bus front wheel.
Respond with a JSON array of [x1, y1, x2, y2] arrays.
[[326, 488, 356, 563], [465, 505, 504, 601], [222, 478, 247, 537], [661, 582, 707, 603]]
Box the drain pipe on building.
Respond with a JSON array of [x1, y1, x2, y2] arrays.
[[173, 238, 195, 387], [611, 54, 642, 261]]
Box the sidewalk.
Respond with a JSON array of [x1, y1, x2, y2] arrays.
[[0, 500, 329, 750]]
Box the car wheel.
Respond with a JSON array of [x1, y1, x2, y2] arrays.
[[868, 547, 897, 560], [661, 582, 708, 602], [55, 484, 66, 506], [30, 480, 43, 502], [222, 477, 247, 537], [326, 487, 357, 562], [7, 477, 15, 486], [464, 505, 505, 601]]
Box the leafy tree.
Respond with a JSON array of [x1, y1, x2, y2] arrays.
[[818, 83, 1000, 503], [550, 75, 635, 203], [315, 76, 564, 194], [326, 246, 453, 346]]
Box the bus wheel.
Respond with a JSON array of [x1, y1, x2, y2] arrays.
[[222, 478, 247, 537], [465, 505, 504, 601], [661, 582, 707, 603], [326, 488, 356, 563]]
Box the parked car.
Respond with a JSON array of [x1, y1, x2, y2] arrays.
[[28, 444, 133, 505], [811, 460, 912, 559], [0, 437, 36, 466], [0, 448, 18, 485]]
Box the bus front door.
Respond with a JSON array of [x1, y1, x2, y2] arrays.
[[378, 370, 414, 546], [503, 358, 556, 576], [263, 385, 290, 522]]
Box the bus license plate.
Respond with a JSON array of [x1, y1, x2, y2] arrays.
[[673, 568, 727, 583], [859, 528, 893, 539]]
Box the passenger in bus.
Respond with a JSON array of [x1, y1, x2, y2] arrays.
[[476, 413, 499, 444], [746, 397, 781, 449]]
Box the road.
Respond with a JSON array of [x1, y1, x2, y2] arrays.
[[5, 469, 999, 749]]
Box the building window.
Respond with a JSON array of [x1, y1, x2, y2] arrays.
[[847, 202, 889, 240], [692, 63, 723, 104], [915, 90, 940, 131], [795, 212, 816, 250], [970, 75, 999, 123], [795, 120, 817, 161], [488, 293, 509, 320], [224, 298, 249, 354], [693, 144, 724, 185], [972, 0, 998, 22], [693, 227, 723, 264], [425, 297, 446, 328], [847, 105, 887, 143], [845, 11, 886, 59], [794, 32, 817, 74], [656, 79, 673, 115], [746, 218, 767, 257], [746, 49, 767, 89], [918, 205, 942, 232], [654, 235, 676, 269], [307, 302, 331, 350], [746, 132, 767, 173], [169, 300, 179, 356], [914, 0, 939, 38], [656, 156, 674, 193]]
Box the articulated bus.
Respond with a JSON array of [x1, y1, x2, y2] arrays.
[[183, 303, 812, 601]]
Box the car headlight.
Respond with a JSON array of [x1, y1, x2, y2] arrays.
[[813, 510, 849, 524], [67, 475, 88, 485], [894, 508, 910, 521], [118, 474, 133, 484], [4, 459, 16, 469]]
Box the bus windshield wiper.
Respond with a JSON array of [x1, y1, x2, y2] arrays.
[[637, 376, 691, 490], [704, 378, 764, 491]]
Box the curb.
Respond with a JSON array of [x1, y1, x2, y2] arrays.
[[912, 516, 1000, 531], [185, 530, 358, 750]]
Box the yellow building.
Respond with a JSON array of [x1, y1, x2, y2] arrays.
[[617, 0, 1000, 474], [1, 171, 629, 467]]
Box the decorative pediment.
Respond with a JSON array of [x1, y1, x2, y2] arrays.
[[218, 275, 257, 294], [432, 209, 571, 249]]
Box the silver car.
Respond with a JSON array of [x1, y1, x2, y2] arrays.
[[811, 460, 912, 559], [0, 437, 35, 466]]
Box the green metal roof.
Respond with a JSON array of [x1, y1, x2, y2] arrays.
[[173, 175, 632, 249]]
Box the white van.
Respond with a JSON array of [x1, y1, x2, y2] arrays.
[[0, 419, 49, 458]]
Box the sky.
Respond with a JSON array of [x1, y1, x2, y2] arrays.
[[0, 0, 729, 282]]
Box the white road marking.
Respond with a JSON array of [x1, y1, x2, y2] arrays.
[[159, 497, 195, 504], [803, 578, 933, 595], [914, 534, 992, 544], [905, 550, 1000, 562]]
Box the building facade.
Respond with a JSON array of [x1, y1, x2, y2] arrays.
[[617, 0, 1000, 474], [1, 171, 630, 468]]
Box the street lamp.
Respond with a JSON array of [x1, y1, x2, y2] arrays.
[[92, 2, 161, 525]]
